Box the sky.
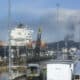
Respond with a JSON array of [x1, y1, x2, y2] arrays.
[[0, 0, 80, 42]]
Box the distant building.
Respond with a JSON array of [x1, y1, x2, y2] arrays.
[[62, 48, 68, 53]]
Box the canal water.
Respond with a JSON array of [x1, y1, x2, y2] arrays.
[[0, 73, 26, 80], [0, 73, 8, 80]]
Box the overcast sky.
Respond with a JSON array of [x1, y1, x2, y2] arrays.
[[0, 0, 80, 42]]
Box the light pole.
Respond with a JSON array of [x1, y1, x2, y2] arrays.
[[8, 0, 12, 80], [8, 29, 12, 80]]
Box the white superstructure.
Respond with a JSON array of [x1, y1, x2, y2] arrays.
[[10, 24, 33, 46]]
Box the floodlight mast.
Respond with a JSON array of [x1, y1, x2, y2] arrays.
[[56, 3, 60, 53]]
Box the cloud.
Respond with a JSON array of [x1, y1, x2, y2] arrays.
[[1, 7, 80, 42], [36, 8, 80, 42]]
